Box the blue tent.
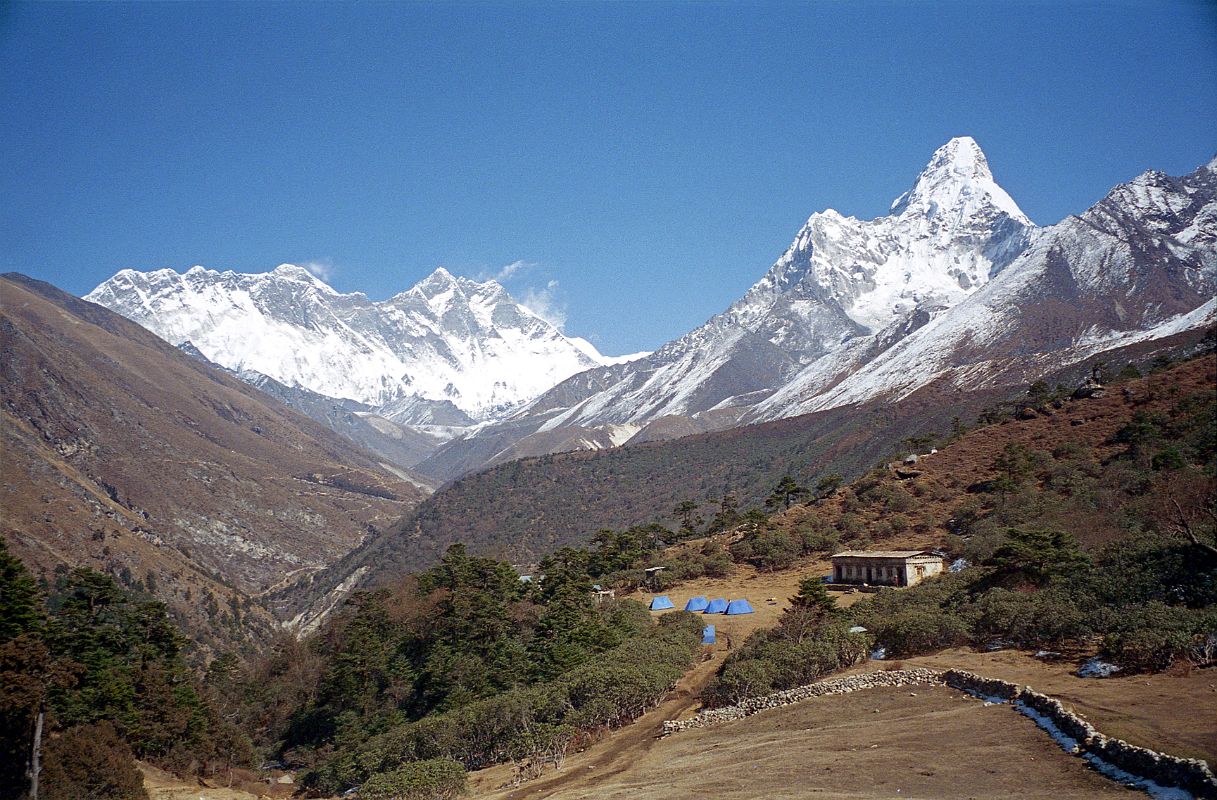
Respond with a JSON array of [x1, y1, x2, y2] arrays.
[[704, 598, 728, 614], [725, 599, 755, 615], [684, 596, 709, 612], [701, 624, 716, 645], [650, 595, 675, 610]]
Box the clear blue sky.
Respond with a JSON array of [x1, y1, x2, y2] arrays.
[[3, 1, 1215, 354]]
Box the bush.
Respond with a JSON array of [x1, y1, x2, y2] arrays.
[[971, 587, 1093, 647], [730, 530, 800, 571], [40, 722, 148, 800], [864, 609, 970, 658], [360, 758, 466, 800], [705, 659, 775, 706], [702, 621, 867, 707], [1100, 604, 1217, 672]]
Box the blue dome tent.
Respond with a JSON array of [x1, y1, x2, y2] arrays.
[[649, 595, 675, 610], [725, 599, 754, 615], [704, 598, 728, 614], [684, 596, 709, 612], [702, 624, 716, 645]]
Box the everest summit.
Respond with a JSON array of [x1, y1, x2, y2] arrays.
[[86, 264, 618, 425]]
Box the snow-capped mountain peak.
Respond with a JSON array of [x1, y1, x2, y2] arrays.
[[86, 265, 617, 424], [740, 137, 1035, 338], [890, 136, 1031, 226], [463, 140, 1212, 471]]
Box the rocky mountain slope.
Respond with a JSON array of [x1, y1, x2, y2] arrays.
[[0, 274, 430, 653], [419, 140, 1216, 482], [176, 342, 444, 478], [280, 325, 1212, 618], [86, 264, 619, 431]]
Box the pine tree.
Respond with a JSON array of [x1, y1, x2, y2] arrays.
[[765, 475, 807, 511]]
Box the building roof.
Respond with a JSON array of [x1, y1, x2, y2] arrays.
[[830, 550, 939, 559]]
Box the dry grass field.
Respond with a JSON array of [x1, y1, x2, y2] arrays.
[[471, 685, 1139, 800]]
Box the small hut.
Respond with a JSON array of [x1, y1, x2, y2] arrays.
[[830, 550, 945, 587]]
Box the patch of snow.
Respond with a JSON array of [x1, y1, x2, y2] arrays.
[[1077, 657, 1122, 678], [1014, 702, 1194, 800]]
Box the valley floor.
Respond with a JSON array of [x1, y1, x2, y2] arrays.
[[142, 559, 1215, 799], [468, 651, 1217, 800]]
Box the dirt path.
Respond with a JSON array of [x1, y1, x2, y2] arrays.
[[140, 763, 294, 800], [468, 642, 726, 799], [467, 564, 877, 798]]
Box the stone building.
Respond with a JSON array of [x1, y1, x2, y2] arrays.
[[830, 550, 945, 587]]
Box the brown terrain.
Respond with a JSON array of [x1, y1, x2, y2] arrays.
[[460, 573, 1214, 800], [764, 352, 1217, 554], [462, 357, 1217, 799], [0, 273, 430, 652], [134, 354, 1215, 798]]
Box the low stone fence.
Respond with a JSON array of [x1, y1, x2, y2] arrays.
[[942, 669, 1217, 799], [663, 666, 1217, 798], [661, 668, 944, 734]]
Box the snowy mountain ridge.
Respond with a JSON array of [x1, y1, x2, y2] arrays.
[[510, 137, 1041, 430], [85, 138, 1216, 483], [412, 138, 1215, 481], [86, 264, 620, 423]]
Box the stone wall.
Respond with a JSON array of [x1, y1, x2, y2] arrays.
[[661, 668, 944, 734], [942, 669, 1217, 799], [663, 667, 1217, 799]]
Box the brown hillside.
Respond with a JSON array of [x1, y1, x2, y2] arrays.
[[0, 274, 429, 654], [764, 353, 1216, 554], [290, 327, 1211, 616]]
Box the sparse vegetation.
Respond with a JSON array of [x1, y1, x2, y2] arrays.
[[700, 361, 1216, 708]]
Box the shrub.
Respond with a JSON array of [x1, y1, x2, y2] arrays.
[[704, 659, 776, 706], [1100, 603, 1217, 672], [864, 609, 970, 658], [40, 722, 148, 800], [359, 758, 466, 800], [731, 530, 800, 571], [702, 621, 867, 707]]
